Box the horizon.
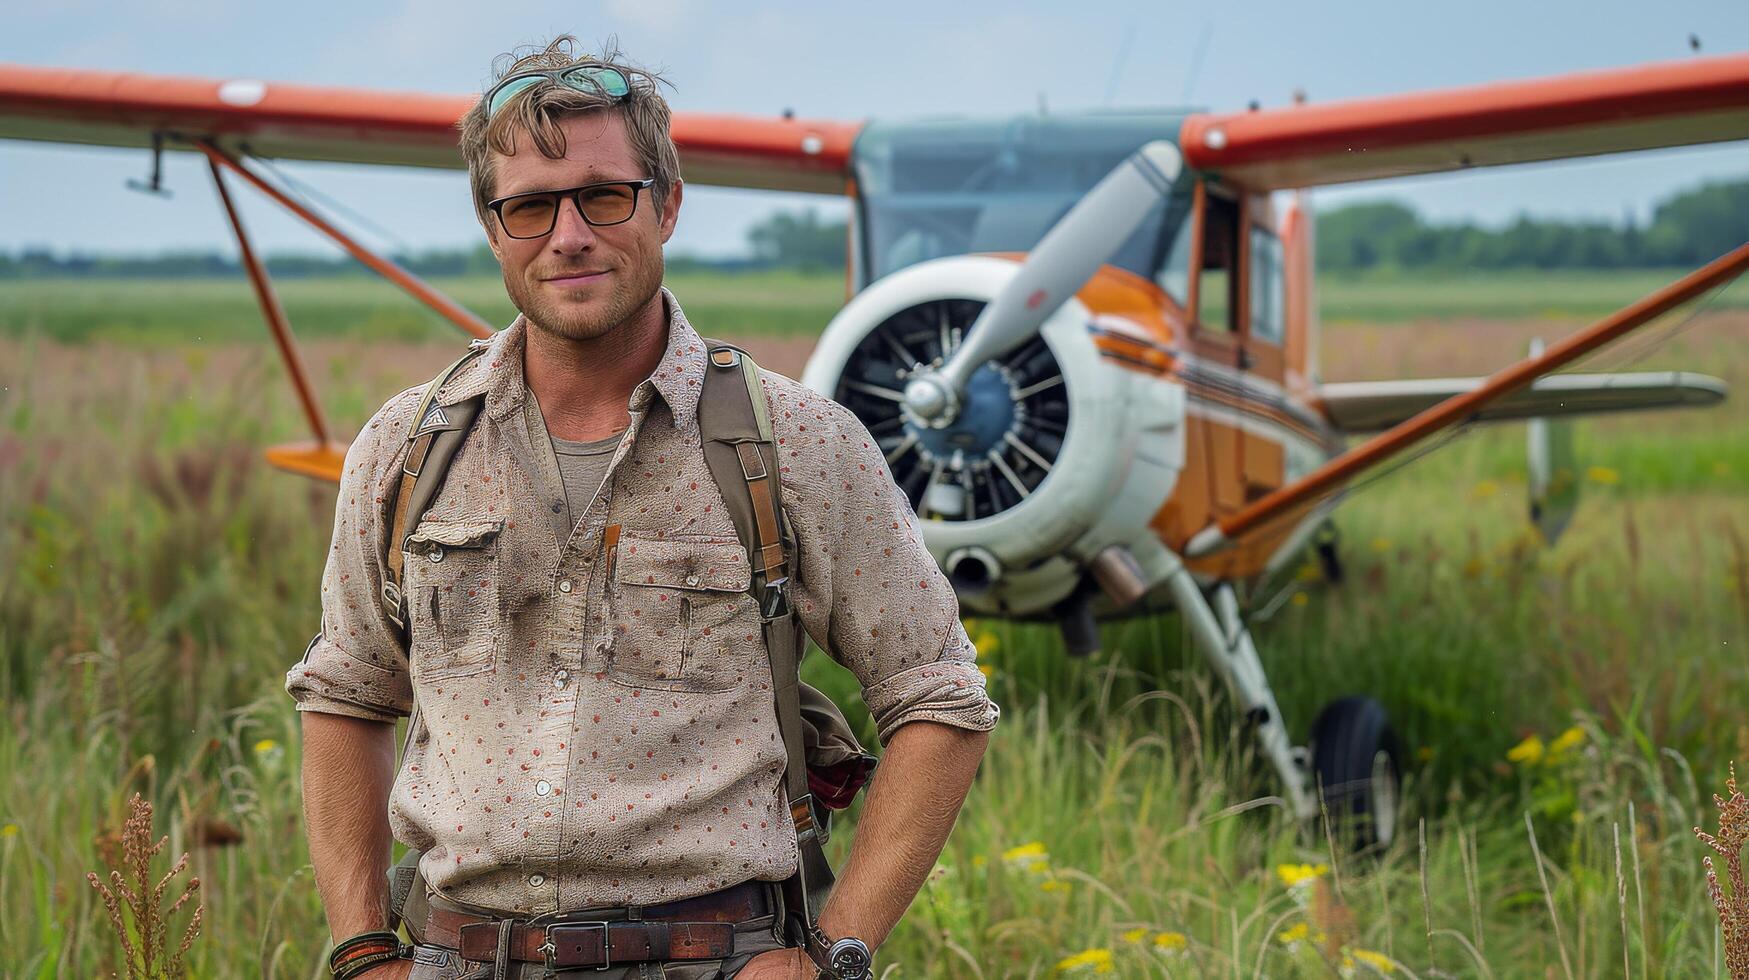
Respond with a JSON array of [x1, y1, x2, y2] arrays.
[[3, 1, 1748, 261]]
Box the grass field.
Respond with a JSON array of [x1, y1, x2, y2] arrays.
[[1, 270, 1745, 977], [0, 270, 847, 344]]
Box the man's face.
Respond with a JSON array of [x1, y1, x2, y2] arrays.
[[484, 110, 682, 342]]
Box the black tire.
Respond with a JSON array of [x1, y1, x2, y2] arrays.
[[1309, 696, 1401, 850]]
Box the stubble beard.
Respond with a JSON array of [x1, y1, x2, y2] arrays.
[[507, 249, 665, 346]]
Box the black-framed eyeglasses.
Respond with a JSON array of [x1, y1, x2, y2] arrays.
[[485, 178, 656, 240]]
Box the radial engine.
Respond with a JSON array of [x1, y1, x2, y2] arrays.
[[802, 255, 1187, 627]]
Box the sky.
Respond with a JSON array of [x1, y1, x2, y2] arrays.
[[2, 0, 1747, 260]]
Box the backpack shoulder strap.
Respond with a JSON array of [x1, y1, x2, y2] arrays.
[[697, 341, 836, 943], [380, 343, 489, 633]]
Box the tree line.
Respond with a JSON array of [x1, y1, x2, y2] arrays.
[[2, 177, 1741, 278], [1315, 177, 1748, 272], [0, 207, 845, 280]]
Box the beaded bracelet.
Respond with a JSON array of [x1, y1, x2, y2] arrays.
[[330, 930, 409, 979]]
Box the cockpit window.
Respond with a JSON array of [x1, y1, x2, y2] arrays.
[[852, 112, 1196, 287]]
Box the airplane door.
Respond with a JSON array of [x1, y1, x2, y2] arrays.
[[1182, 181, 1280, 514], [1240, 199, 1287, 497]]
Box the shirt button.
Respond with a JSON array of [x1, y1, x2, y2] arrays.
[[535, 779, 552, 797], [558, 580, 573, 594], [684, 574, 701, 588], [529, 874, 546, 888], [553, 670, 570, 688]]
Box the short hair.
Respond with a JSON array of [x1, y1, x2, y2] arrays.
[[457, 36, 681, 233]]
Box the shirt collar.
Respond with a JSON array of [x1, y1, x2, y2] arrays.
[[626, 287, 707, 433], [458, 287, 707, 434]]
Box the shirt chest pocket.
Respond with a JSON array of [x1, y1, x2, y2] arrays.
[[403, 519, 503, 681], [608, 534, 757, 693]]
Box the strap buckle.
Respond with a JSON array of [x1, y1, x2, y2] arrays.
[[541, 920, 612, 971], [760, 575, 790, 621], [381, 581, 406, 631]]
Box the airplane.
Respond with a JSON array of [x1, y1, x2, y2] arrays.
[[4, 51, 1746, 847]]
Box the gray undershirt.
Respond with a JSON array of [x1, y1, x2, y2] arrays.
[[551, 429, 624, 524], [526, 389, 625, 536]]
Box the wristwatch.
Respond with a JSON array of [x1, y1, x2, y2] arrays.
[[805, 929, 872, 980]]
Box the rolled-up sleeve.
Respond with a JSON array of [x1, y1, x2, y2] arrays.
[[777, 389, 999, 745], [285, 391, 417, 722]]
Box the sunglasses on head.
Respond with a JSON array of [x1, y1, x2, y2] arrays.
[[483, 64, 634, 120]]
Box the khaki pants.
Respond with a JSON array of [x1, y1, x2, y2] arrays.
[[407, 888, 793, 980]]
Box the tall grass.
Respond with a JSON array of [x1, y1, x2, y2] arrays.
[[1, 283, 1744, 976]]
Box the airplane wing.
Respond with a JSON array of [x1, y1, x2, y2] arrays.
[[1179, 53, 1749, 189], [0, 64, 860, 193], [1319, 371, 1728, 432]]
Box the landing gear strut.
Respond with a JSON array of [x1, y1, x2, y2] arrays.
[[1160, 554, 1316, 821], [1159, 550, 1401, 847]]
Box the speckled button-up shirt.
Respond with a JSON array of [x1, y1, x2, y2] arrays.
[[286, 289, 998, 914]]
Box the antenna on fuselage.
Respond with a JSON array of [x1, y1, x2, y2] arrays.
[[1103, 25, 1136, 106], [1180, 21, 1213, 104]]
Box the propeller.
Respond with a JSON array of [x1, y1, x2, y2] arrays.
[[901, 140, 1184, 428]]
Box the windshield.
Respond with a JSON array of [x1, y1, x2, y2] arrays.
[[852, 110, 1196, 289]]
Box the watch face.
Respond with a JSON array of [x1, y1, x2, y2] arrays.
[[828, 937, 872, 973]]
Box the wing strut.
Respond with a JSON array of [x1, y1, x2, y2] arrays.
[[195, 141, 494, 340], [195, 141, 497, 481], [207, 155, 345, 480], [1186, 240, 1749, 556]]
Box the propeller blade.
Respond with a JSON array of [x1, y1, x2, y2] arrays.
[[932, 140, 1183, 398]]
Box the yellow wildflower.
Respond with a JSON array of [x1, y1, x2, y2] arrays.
[[1416, 745, 1436, 763], [1275, 863, 1329, 888], [973, 631, 999, 657], [1353, 948, 1395, 971], [1344, 948, 1396, 975], [1040, 879, 1072, 893], [1586, 465, 1620, 485], [1471, 480, 1499, 499], [253, 738, 279, 756], [1507, 735, 1545, 766], [1054, 948, 1114, 974], [1002, 841, 1051, 875], [1152, 931, 1188, 953], [978, 664, 994, 679], [1291, 591, 1309, 607], [1119, 927, 1150, 945], [1548, 725, 1585, 758], [1276, 921, 1326, 952], [970, 855, 987, 869], [0, 823, 18, 838], [1295, 562, 1321, 583]]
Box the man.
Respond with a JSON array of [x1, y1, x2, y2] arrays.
[[287, 37, 998, 980]]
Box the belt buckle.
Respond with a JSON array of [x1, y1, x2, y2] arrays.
[[542, 920, 612, 971]]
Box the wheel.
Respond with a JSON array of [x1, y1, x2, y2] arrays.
[[1308, 696, 1401, 850]]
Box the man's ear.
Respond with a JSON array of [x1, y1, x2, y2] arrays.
[[658, 178, 684, 244], [483, 217, 505, 264]]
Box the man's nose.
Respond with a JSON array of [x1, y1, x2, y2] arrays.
[[548, 196, 598, 254]]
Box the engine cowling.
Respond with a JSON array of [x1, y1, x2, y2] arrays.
[[802, 255, 1186, 619]]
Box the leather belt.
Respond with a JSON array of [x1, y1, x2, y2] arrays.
[[423, 880, 770, 969]]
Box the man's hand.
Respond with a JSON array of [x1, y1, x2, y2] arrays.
[[735, 947, 815, 979]]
